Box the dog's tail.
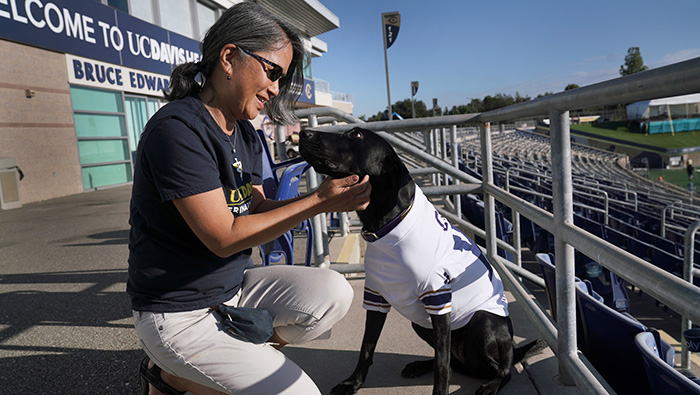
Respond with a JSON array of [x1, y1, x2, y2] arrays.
[[512, 338, 548, 365]]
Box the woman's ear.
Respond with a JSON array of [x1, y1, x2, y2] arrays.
[[219, 44, 239, 76]]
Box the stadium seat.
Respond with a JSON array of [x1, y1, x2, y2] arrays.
[[610, 272, 631, 314], [256, 130, 313, 266], [257, 129, 304, 198], [628, 238, 652, 263], [536, 253, 592, 352], [650, 247, 682, 275], [259, 161, 313, 266], [635, 331, 700, 394], [604, 226, 629, 251], [576, 284, 650, 395], [652, 236, 680, 257]]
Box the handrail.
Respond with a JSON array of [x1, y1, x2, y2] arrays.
[[681, 221, 700, 368], [578, 179, 638, 212], [574, 189, 609, 225], [661, 202, 700, 237], [475, 57, 700, 122], [294, 56, 700, 394]]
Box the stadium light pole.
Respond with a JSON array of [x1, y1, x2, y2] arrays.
[[382, 11, 400, 119]]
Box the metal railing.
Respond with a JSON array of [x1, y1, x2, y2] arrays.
[[293, 56, 700, 394]]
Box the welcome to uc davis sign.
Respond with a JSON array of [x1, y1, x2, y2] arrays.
[[0, 0, 201, 77]]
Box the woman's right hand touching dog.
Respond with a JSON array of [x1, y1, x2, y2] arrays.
[[313, 174, 371, 214]]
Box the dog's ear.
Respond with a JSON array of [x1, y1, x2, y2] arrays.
[[382, 147, 413, 191], [382, 146, 403, 178]]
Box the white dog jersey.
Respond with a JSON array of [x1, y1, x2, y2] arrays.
[[362, 186, 509, 329]]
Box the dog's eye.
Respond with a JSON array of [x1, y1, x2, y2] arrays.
[[349, 130, 363, 139]]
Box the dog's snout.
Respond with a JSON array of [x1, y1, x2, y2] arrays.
[[300, 129, 314, 139]]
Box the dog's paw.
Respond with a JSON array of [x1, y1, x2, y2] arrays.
[[401, 359, 434, 378], [475, 383, 500, 395], [475, 373, 511, 395], [329, 383, 358, 395]]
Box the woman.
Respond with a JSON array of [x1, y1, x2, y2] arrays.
[[128, 3, 371, 394]]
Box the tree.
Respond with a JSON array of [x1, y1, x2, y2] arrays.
[[367, 93, 533, 120], [565, 83, 580, 91], [619, 47, 648, 76], [392, 98, 429, 119], [366, 99, 431, 122], [367, 111, 385, 122], [481, 93, 529, 111]]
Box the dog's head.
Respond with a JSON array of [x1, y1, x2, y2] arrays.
[[298, 127, 403, 180], [299, 127, 415, 231]]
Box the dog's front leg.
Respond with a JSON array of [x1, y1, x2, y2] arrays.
[[430, 313, 451, 395], [330, 310, 388, 395]]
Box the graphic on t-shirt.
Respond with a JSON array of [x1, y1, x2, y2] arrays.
[[232, 158, 243, 176], [228, 182, 253, 214]]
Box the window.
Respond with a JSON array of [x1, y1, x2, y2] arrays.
[[125, 96, 164, 156], [108, 0, 129, 13], [125, 0, 222, 40], [196, 1, 217, 40], [70, 86, 132, 189], [303, 57, 313, 80], [93, 0, 129, 13], [160, 0, 194, 38], [130, 0, 155, 23]]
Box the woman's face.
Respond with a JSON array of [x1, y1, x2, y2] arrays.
[[227, 43, 293, 120]]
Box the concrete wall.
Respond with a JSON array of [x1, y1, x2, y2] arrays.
[[331, 100, 353, 115], [0, 40, 83, 204]]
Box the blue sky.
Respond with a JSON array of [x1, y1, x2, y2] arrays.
[[312, 0, 700, 119]]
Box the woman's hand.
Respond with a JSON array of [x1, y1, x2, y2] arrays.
[[313, 174, 372, 213]]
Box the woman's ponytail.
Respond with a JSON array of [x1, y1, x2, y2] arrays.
[[163, 62, 202, 101]]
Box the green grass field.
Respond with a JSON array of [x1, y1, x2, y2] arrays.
[[648, 168, 697, 187], [572, 121, 700, 150], [549, 121, 700, 189]]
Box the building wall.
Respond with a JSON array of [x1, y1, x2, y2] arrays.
[[332, 100, 353, 115], [0, 40, 82, 203], [0, 0, 345, 205]]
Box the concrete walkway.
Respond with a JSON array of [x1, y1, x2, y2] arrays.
[[0, 185, 579, 394]]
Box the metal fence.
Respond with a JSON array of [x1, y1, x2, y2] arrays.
[[293, 56, 700, 394]]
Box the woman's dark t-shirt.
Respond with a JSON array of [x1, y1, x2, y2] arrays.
[[127, 95, 262, 312]]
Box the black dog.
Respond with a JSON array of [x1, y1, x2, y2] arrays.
[[299, 127, 542, 395]]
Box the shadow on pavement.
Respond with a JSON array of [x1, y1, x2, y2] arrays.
[[0, 269, 142, 394]]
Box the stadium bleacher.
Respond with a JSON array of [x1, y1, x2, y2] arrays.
[[453, 128, 700, 391], [457, 128, 700, 290]]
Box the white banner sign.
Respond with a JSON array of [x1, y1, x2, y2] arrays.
[[66, 54, 169, 97]]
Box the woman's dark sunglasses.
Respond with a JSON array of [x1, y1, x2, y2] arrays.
[[239, 47, 284, 82]]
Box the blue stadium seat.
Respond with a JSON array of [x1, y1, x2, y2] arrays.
[[536, 253, 592, 353], [653, 236, 680, 257], [257, 129, 304, 199], [628, 238, 652, 263], [604, 226, 629, 251], [583, 217, 606, 239], [256, 130, 313, 266], [635, 331, 700, 394], [259, 161, 313, 266], [461, 194, 485, 230], [650, 247, 682, 275], [610, 272, 630, 314], [536, 253, 558, 320], [519, 215, 537, 250], [576, 284, 650, 395]]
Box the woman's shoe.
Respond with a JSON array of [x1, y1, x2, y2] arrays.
[[139, 355, 187, 395]]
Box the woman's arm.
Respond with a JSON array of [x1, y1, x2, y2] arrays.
[[249, 184, 303, 214], [173, 174, 370, 258]]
